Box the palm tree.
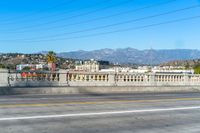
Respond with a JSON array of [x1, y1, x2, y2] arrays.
[[47, 51, 56, 71], [47, 51, 56, 63]]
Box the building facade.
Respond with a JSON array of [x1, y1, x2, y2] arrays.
[[75, 59, 99, 72]]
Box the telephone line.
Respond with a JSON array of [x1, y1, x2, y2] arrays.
[[3, 0, 133, 30], [6, 0, 177, 33], [1, 15, 200, 42], [6, 4, 200, 40], [0, 0, 77, 23]]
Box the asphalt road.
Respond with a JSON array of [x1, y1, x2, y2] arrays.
[[0, 92, 200, 133]]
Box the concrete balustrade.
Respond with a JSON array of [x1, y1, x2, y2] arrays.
[[1, 69, 200, 87], [0, 69, 8, 87], [66, 71, 110, 86]]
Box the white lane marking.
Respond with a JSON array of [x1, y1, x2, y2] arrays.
[[0, 106, 200, 121]]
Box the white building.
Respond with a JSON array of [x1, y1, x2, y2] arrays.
[[16, 64, 46, 71], [100, 65, 194, 74], [152, 66, 194, 74], [100, 66, 150, 73]]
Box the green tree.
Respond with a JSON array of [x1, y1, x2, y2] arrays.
[[0, 64, 5, 68], [22, 66, 31, 71], [194, 64, 200, 74]]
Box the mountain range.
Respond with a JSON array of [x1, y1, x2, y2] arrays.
[[57, 48, 200, 65]]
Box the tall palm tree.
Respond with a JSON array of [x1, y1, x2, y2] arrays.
[[47, 51, 56, 63], [47, 51, 56, 71]]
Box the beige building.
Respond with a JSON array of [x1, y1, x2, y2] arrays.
[[75, 59, 99, 72]]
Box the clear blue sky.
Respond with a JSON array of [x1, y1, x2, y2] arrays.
[[0, 0, 200, 53]]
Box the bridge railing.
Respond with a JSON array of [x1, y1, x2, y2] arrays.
[[6, 71, 60, 87], [1, 69, 200, 87]]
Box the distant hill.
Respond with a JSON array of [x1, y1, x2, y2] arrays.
[[58, 48, 200, 65], [161, 59, 200, 67], [0, 53, 76, 70], [2, 48, 200, 66]]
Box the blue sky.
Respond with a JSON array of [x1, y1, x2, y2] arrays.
[[0, 0, 200, 53]]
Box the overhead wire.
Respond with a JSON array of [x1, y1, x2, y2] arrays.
[[5, 0, 177, 33], [1, 0, 199, 43], [0, 0, 77, 23], [4, 4, 200, 41], [2, 0, 133, 30], [25, 15, 200, 42], [1, 15, 200, 42]]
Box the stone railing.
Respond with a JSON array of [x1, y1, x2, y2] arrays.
[[7, 71, 60, 87], [1, 69, 200, 87]]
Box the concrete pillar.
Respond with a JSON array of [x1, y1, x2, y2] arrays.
[[149, 74, 156, 86], [59, 70, 69, 86], [184, 74, 189, 85], [144, 75, 149, 83], [88, 75, 93, 81], [108, 72, 116, 86], [0, 69, 9, 87]]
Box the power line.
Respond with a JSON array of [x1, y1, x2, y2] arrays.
[[33, 0, 110, 22], [6, 4, 200, 40], [50, 15, 200, 41], [2, 0, 133, 30], [0, 0, 110, 25], [1, 15, 200, 42], [36, 0, 177, 32], [37, 5, 200, 39], [6, 0, 177, 33], [0, 0, 77, 23]]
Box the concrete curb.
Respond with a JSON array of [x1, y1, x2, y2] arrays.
[[0, 86, 200, 95]]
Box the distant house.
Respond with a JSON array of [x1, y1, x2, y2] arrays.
[[16, 64, 47, 71]]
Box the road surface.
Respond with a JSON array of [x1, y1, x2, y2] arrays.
[[0, 92, 200, 133]]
